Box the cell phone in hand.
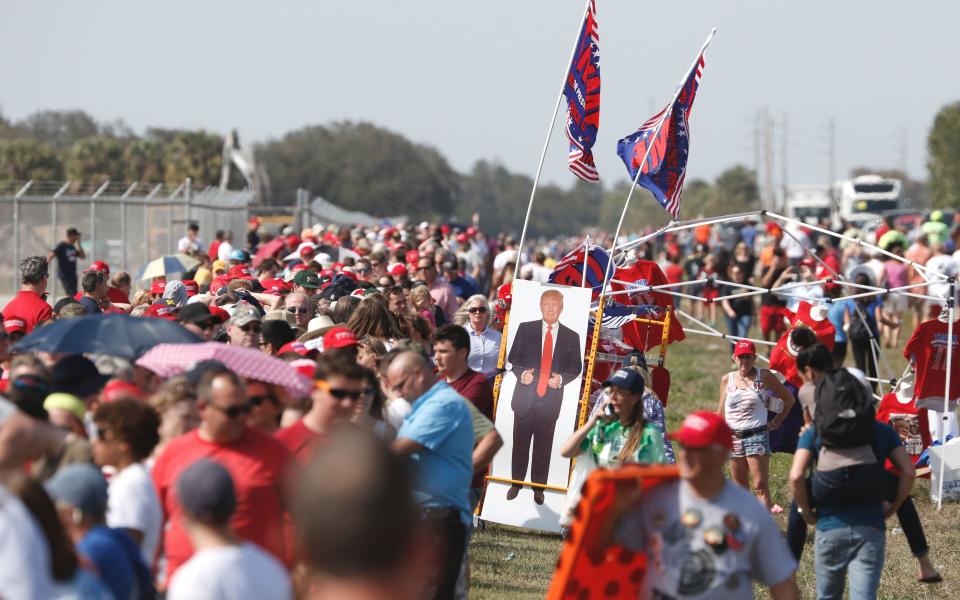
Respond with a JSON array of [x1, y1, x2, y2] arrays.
[[603, 403, 618, 418]]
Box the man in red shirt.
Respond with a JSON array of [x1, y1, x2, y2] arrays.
[[2, 256, 53, 333], [151, 366, 293, 584], [275, 355, 367, 464]]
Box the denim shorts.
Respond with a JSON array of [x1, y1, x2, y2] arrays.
[[731, 427, 770, 457]]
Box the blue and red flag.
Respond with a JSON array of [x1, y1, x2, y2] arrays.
[[616, 44, 708, 218], [563, 0, 601, 182], [548, 243, 610, 299]]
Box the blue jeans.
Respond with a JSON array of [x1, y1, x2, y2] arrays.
[[725, 313, 751, 342], [815, 525, 885, 600]]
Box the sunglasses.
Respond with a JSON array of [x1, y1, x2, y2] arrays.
[[12, 375, 48, 393], [416, 265, 434, 271], [737, 354, 755, 360], [315, 380, 365, 401], [240, 323, 261, 333], [286, 306, 311, 314], [357, 267, 372, 274], [468, 306, 488, 314], [210, 402, 252, 418], [249, 395, 278, 407]]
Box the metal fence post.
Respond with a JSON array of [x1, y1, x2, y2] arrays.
[[120, 182, 138, 275], [12, 181, 33, 294], [91, 180, 110, 263], [51, 182, 69, 300], [185, 177, 193, 229]]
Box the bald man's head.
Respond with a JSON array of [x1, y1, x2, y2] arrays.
[[385, 351, 434, 401]]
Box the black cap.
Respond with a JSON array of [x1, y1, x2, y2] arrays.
[[176, 459, 236, 525], [319, 274, 359, 301], [53, 297, 80, 315], [179, 303, 215, 325], [51, 355, 109, 398], [66, 227, 81, 236]]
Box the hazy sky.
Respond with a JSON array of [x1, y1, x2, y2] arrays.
[[2, 0, 958, 193]]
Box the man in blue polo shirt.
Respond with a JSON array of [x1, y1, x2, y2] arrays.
[[385, 351, 473, 600]]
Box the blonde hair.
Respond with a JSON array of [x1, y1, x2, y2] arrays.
[[409, 286, 432, 311]]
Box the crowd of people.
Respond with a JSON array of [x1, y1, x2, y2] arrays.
[[0, 207, 957, 599]]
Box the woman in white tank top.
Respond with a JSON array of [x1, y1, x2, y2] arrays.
[[717, 340, 795, 510]]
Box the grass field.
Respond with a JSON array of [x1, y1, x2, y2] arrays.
[[469, 322, 960, 599]]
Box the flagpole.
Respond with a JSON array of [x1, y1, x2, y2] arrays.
[[513, 0, 594, 282], [597, 28, 717, 293]]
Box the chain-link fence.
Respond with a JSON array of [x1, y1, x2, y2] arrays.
[[0, 180, 255, 298]]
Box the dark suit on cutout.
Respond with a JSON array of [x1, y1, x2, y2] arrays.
[[507, 318, 582, 485]]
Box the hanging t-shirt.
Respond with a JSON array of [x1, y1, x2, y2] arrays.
[[903, 318, 960, 411], [876, 392, 931, 473]]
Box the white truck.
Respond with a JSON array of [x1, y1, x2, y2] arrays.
[[834, 174, 902, 223], [784, 184, 833, 225]]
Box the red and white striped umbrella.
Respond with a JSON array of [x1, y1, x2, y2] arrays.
[[136, 343, 312, 398]]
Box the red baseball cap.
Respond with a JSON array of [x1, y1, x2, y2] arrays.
[[285, 234, 301, 248], [405, 250, 420, 265], [208, 305, 230, 324], [323, 326, 358, 350], [671, 411, 733, 450], [732, 340, 756, 357], [90, 260, 110, 276], [149, 281, 166, 295], [143, 302, 178, 321], [290, 358, 317, 380], [388, 263, 408, 277], [261, 278, 292, 295], [278, 341, 314, 357], [3, 318, 26, 334], [799, 257, 816, 269], [101, 380, 144, 403], [300, 246, 316, 259], [181, 280, 199, 297], [227, 265, 255, 280]]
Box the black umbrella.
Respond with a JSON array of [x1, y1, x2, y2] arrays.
[[12, 314, 204, 360]]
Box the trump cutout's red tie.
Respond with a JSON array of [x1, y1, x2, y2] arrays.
[[537, 324, 554, 397]]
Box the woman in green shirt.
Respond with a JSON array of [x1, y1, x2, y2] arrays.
[[561, 366, 667, 468]]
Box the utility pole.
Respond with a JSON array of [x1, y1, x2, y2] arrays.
[[899, 126, 908, 176], [780, 112, 788, 213], [826, 117, 836, 202], [763, 107, 775, 211]]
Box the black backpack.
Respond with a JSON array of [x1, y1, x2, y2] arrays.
[[847, 312, 872, 343], [814, 369, 875, 448]]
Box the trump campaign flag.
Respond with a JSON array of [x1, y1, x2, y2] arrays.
[[563, 0, 601, 182], [549, 243, 610, 300], [616, 32, 713, 218]]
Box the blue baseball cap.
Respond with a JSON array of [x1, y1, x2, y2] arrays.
[[228, 249, 249, 262], [603, 368, 644, 395]]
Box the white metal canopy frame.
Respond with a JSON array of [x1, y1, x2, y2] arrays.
[[601, 209, 956, 508]]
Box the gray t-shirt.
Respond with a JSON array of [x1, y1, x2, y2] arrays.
[[617, 480, 796, 599]]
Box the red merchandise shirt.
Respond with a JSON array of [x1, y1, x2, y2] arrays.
[[208, 241, 221, 261], [448, 369, 493, 420], [612, 260, 686, 352], [903, 319, 960, 410], [876, 392, 931, 473], [274, 419, 325, 465], [2, 290, 53, 333], [151, 427, 293, 581]]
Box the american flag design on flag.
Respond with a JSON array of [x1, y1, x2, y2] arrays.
[[563, 0, 601, 182], [548, 242, 610, 300], [616, 47, 707, 218]]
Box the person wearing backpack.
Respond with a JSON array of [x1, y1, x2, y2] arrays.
[[788, 361, 917, 599], [787, 344, 942, 584]]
